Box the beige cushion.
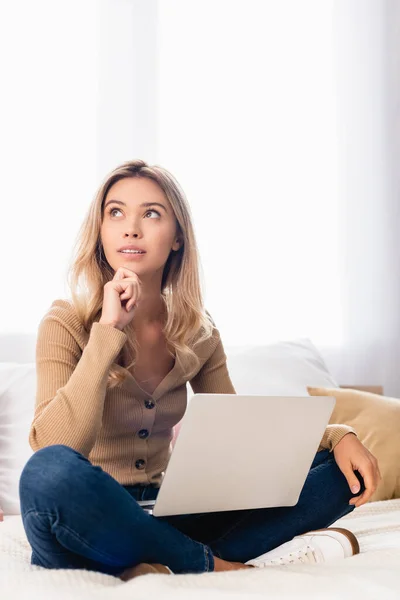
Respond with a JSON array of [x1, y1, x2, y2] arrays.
[[307, 386, 400, 502]]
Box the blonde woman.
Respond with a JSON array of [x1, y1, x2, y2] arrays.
[[19, 160, 381, 579]]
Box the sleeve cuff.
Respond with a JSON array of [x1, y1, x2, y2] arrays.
[[319, 424, 358, 452], [88, 322, 128, 361]]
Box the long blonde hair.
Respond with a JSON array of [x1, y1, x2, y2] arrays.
[[66, 159, 214, 388]]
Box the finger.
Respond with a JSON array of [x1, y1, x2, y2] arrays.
[[350, 463, 375, 507], [120, 285, 134, 301], [113, 269, 123, 280], [127, 299, 138, 311], [113, 267, 138, 280], [351, 488, 370, 508], [342, 467, 361, 496], [115, 277, 139, 292]]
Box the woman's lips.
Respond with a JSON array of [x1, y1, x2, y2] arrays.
[[118, 251, 146, 259]]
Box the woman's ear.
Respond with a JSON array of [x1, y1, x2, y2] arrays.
[[172, 237, 183, 251]]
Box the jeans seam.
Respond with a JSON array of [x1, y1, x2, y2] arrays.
[[204, 545, 209, 571], [204, 544, 215, 571], [23, 509, 123, 566]]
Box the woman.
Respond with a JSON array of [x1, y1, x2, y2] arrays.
[[19, 159, 381, 579]]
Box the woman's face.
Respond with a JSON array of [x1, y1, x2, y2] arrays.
[[100, 176, 181, 276]]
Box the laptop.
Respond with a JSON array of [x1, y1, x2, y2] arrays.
[[137, 393, 336, 517]]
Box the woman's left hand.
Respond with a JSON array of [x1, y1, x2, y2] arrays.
[[333, 433, 382, 508]]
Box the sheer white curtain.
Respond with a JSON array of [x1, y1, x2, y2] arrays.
[[1, 0, 399, 395], [0, 0, 98, 333], [156, 0, 400, 396], [322, 0, 400, 395], [0, 0, 158, 334]]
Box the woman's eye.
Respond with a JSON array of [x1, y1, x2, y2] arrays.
[[109, 208, 122, 217], [145, 209, 161, 218], [108, 208, 160, 218]]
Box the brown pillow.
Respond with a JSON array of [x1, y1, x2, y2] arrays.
[[307, 386, 400, 502]]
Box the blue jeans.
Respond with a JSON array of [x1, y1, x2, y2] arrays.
[[18, 444, 365, 576]]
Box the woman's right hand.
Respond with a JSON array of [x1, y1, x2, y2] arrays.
[[99, 266, 142, 330]]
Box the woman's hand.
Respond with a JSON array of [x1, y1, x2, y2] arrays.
[[333, 433, 382, 508], [99, 267, 142, 331]]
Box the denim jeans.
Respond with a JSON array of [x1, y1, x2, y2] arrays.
[[18, 444, 365, 576]]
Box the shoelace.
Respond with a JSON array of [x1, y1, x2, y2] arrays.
[[259, 544, 317, 567]]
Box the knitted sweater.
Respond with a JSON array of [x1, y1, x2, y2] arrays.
[[29, 299, 357, 487]]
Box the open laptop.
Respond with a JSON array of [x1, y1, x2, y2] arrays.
[[137, 393, 336, 517]]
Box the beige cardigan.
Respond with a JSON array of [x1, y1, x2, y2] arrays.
[[29, 299, 356, 487]]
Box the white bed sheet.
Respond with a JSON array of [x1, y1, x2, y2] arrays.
[[1, 499, 400, 600]]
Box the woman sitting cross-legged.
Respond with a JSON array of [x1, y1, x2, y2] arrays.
[[19, 159, 381, 579]]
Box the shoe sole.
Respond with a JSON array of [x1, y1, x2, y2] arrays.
[[309, 527, 360, 556], [118, 563, 173, 580]]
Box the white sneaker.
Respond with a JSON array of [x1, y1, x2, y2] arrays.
[[245, 527, 360, 567]]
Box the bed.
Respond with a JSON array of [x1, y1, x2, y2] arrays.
[[1, 498, 400, 599]]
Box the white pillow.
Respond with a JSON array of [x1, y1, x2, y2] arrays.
[[224, 338, 339, 396], [0, 363, 36, 515]]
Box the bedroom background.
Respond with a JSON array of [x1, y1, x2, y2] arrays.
[[0, 0, 399, 396]]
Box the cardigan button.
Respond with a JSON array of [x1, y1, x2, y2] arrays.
[[144, 399, 155, 409], [135, 459, 146, 470], [138, 429, 149, 439]]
